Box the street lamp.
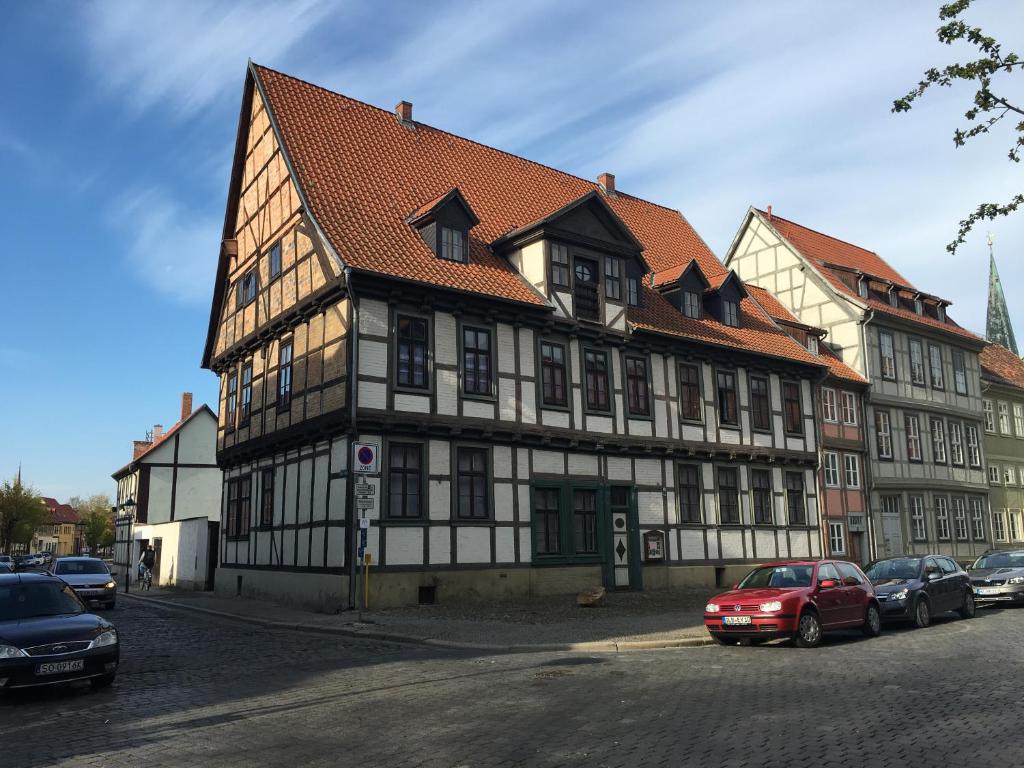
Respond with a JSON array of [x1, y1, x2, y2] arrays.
[[118, 497, 136, 594]]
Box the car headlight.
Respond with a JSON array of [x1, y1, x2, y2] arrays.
[[759, 601, 782, 612], [890, 589, 909, 601], [104, 581, 116, 589], [705, 603, 720, 613], [0, 644, 27, 659], [1007, 576, 1024, 585], [92, 630, 118, 648]]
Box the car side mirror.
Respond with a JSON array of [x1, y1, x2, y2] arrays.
[[731, 583, 738, 590], [818, 579, 838, 589]]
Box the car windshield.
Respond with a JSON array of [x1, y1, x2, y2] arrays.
[[865, 558, 921, 580], [0, 582, 86, 620], [972, 552, 1024, 570], [737, 565, 813, 589], [55, 561, 109, 576]]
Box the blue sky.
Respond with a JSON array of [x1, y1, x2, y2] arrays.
[[2, 0, 1022, 500]]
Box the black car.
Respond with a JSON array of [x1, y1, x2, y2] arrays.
[[0, 563, 12, 575], [0, 573, 119, 691], [864, 555, 976, 627]]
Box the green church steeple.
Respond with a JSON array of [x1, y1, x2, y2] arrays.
[[986, 235, 1018, 354]]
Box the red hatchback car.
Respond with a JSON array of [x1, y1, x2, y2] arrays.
[[704, 560, 882, 648]]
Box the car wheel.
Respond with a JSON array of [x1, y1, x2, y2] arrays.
[[794, 611, 822, 648], [862, 603, 882, 637], [913, 597, 931, 629], [90, 673, 115, 690], [958, 591, 976, 619]]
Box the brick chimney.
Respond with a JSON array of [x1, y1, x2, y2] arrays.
[[132, 440, 152, 460], [766, 205, 773, 221], [396, 101, 413, 122], [181, 392, 193, 421], [152, 424, 163, 442], [597, 172, 615, 195]]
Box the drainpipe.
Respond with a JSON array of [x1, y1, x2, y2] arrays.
[[811, 362, 830, 560], [345, 267, 358, 610], [858, 309, 877, 559]]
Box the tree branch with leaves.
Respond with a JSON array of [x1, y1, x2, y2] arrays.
[[893, 0, 1023, 253], [0, 475, 47, 554]]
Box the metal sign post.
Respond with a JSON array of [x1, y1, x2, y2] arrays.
[[352, 442, 379, 617]]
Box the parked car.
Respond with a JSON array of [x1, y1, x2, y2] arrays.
[[0, 556, 12, 567], [968, 549, 1024, 605], [0, 572, 119, 691], [51, 558, 117, 609], [865, 555, 975, 627], [13, 554, 44, 571], [704, 560, 881, 648], [0, 563, 12, 575]]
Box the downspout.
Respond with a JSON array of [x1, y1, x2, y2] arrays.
[[811, 361, 830, 560], [345, 267, 358, 610], [858, 308, 877, 559]]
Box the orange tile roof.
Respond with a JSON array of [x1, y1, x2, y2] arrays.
[[112, 406, 215, 478], [745, 284, 800, 324], [757, 210, 982, 344], [981, 343, 1024, 391]]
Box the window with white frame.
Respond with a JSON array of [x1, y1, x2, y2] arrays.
[[879, 331, 897, 380], [993, 511, 1006, 542], [828, 521, 845, 555], [949, 422, 964, 465], [1010, 511, 1020, 541], [808, 336, 819, 355], [910, 496, 926, 541], [983, 399, 995, 432], [821, 388, 838, 422], [843, 454, 860, 488], [1005, 465, 1016, 485], [881, 495, 901, 516], [875, 410, 893, 459], [953, 497, 968, 540], [966, 425, 982, 467], [990, 465, 1001, 484], [1016, 403, 1024, 436], [905, 414, 923, 461], [953, 350, 968, 395], [841, 391, 858, 425], [823, 452, 840, 487], [999, 402, 1011, 434], [930, 418, 947, 463], [928, 344, 944, 389], [935, 497, 950, 540], [909, 338, 926, 386], [970, 497, 985, 540]]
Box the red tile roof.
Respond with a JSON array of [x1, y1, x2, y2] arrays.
[[112, 405, 216, 478], [51, 504, 80, 525], [757, 210, 982, 344], [981, 343, 1024, 391]]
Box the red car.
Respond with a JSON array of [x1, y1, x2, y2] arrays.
[[704, 560, 882, 648]]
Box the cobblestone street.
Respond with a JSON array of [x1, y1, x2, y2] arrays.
[[3, 598, 1021, 768]]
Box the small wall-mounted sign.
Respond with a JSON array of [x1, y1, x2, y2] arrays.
[[353, 442, 380, 474], [643, 530, 665, 562]]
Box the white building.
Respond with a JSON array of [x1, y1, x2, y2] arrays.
[[113, 393, 222, 589]]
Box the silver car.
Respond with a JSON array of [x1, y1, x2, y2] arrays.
[[968, 549, 1024, 605], [52, 557, 118, 609]]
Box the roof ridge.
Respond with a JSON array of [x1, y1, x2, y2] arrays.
[[757, 208, 883, 261], [251, 62, 687, 220]]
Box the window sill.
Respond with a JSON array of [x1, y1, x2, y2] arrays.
[[461, 392, 497, 404], [540, 402, 571, 413], [380, 518, 428, 526], [582, 408, 613, 417], [718, 423, 740, 431], [678, 418, 704, 427], [452, 518, 495, 526], [394, 385, 433, 396], [225, 534, 249, 541], [626, 412, 654, 421]]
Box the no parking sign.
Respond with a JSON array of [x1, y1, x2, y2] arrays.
[[353, 442, 380, 474]]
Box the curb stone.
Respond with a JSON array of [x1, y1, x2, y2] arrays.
[[123, 592, 713, 653]]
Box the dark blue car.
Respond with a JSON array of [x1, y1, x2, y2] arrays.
[[0, 572, 119, 691]]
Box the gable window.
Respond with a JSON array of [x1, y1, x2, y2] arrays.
[[998, 401, 1011, 434], [540, 341, 568, 407], [751, 468, 773, 524], [905, 414, 922, 462], [930, 418, 947, 463], [888, 288, 899, 308], [573, 259, 601, 322], [440, 226, 466, 262], [269, 240, 282, 280], [983, 399, 995, 432], [875, 409, 892, 459], [584, 350, 611, 411], [843, 454, 860, 488], [462, 327, 492, 397], [913, 298, 923, 315], [953, 498, 968, 540], [627, 277, 640, 307], [928, 344, 944, 389], [240, 362, 253, 425], [990, 464, 1001, 484], [807, 336, 819, 355], [782, 381, 802, 435], [966, 425, 982, 467], [550, 243, 570, 287], [857, 277, 868, 298], [260, 468, 274, 527], [682, 291, 701, 319], [910, 496, 926, 541], [841, 391, 858, 425], [678, 464, 702, 523], [821, 387, 838, 423], [1015, 404, 1024, 435], [388, 443, 423, 519], [456, 447, 489, 519], [236, 269, 258, 310], [908, 338, 926, 386], [716, 370, 738, 426], [878, 331, 896, 380], [718, 467, 740, 524], [625, 356, 650, 417], [604, 257, 621, 300], [937, 304, 946, 322], [785, 472, 806, 525], [823, 452, 840, 487], [278, 340, 293, 408], [935, 497, 950, 540], [952, 350, 968, 394], [750, 375, 771, 430], [949, 421, 964, 465], [722, 299, 739, 328], [679, 363, 702, 422], [970, 497, 985, 540], [226, 370, 238, 430], [396, 315, 429, 389]]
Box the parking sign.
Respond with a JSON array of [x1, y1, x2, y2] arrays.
[[353, 442, 380, 474]]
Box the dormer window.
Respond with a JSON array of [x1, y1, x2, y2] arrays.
[[683, 291, 701, 319], [440, 227, 466, 263], [551, 243, 570, 287], [604, 257, 621, 300], [723, 300, 739, 327], [808, 336, 819, 355], [408, 187, 479, 266], [627, 277, 640, 307], [888, 288, 899, 308], [857, 277, 868, 299], [913, 298, 923, 315], [937, 304, 946, 322]]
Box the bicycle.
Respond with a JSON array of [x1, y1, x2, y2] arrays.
[[139, 565, 153, 591]]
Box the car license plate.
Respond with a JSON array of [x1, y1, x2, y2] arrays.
[[36, 659, 85, 676], [975, 587, 999, 596], [723, 615, 752, 626]]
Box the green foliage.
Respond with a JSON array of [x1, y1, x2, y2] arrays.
[[894, 0, 1023, 253], [0, 475, 48, 553], [77, 494, 115, 551]]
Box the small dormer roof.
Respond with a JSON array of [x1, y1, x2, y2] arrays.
[[673, 260, 710, 291], [407, 186, 480, 228], [706, 270, 748, 299]]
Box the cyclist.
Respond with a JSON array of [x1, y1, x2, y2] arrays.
[[138, 545, 156, 588]]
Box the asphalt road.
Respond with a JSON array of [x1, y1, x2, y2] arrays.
[[2, 597, 1021, 768]]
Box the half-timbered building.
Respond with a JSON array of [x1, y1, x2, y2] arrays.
[[203, 64, 829, 609]]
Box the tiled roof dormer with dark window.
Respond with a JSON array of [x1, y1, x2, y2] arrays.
[[407, 187, 480, 264]]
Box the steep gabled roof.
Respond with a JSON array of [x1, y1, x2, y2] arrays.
[[112, 405, 217, 479], [981, 343, 1024, 391]]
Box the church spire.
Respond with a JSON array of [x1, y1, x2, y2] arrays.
[[986, 234, 1018, 355]]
